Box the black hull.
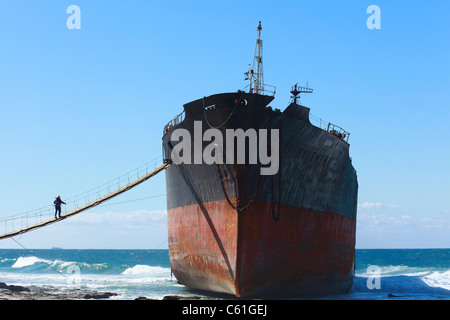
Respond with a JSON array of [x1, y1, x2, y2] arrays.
[[162, 91, 358, 297]]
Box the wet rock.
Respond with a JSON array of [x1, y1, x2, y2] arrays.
[[83, 292, 118, 299], [135, 296, 157, 300], [0, 282, 117, 300], [0, 282, 30, 292], [162, 295, 217, 300]]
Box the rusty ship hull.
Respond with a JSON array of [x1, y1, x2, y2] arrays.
[[162, 92, 358, 297]]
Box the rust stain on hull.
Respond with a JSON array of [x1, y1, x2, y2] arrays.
[[168, 199, 238, 295], [168, 199, 356, 297]]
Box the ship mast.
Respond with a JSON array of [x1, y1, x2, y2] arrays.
[[244, 21, 276, 96], [245, 21, 264, 95], [254, 21, 263, 94], [290, 82, 313, 104]]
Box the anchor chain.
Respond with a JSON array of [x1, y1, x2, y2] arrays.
[[217, 164, 261, 213]]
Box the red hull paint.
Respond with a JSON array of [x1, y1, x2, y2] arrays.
[[168, 199, 238, 294], [167, 199, 356, 297]]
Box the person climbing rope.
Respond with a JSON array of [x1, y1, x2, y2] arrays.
[[54, 196, 66, 219]]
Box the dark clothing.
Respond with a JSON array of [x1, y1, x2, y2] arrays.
[[54, 198, 66, 218], [54, 199, 66, 206], [55, 206, 62, 217]]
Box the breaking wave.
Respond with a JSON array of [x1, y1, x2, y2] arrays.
[[122, 265, 169, 275], [351, 266, 450, 299]]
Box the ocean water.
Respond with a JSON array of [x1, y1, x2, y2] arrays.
[[0, 248, 448, 300]]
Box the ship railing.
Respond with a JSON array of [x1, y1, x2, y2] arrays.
[[0, 156, 166, 239], [326, 122, 350, 142], [244, 84, 276, 96], [163, 110, 185, 135], [310, 113, 350, 143]]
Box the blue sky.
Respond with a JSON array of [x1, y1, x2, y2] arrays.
[[0, 1, 449, 249]]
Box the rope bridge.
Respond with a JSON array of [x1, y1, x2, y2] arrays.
[[0, 157, 171, 240]]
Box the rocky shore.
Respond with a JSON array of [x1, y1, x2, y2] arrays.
[[0, 281, 231, 300], [0, 282, 222, 300], [135, 295, 221, 300], [0, 282, 118, 300]]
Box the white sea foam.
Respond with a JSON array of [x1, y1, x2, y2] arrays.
[[352, 265, 450, 299], [12, 256, 51, 268], [9, 256, 110, 273], [422, 270, 450, 290], [357, 265, 432, 278], [121, 264, 169, 276], [0, 251, 192, 300]]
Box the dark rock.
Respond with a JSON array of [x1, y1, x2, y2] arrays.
[[162, 295, 211, 300], [8, 285, 30, 292], [83, 292, 118, 299], [0, 282, 30, 292], [135, 296, 157, 300], [0, 282, 118, 300]]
